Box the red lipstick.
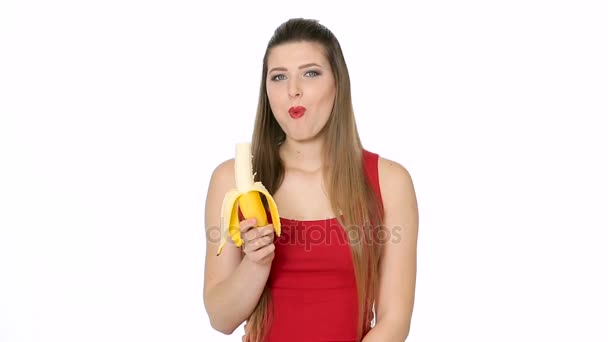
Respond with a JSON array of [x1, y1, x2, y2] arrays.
[[288, 106, 306, 119]]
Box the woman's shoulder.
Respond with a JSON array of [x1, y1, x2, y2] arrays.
[[362, 147, 409, 171], [363, 149, 414, 195], [378, 156, 411, 179], [208, 158, 236, 190], [376, 155, 416, 211]]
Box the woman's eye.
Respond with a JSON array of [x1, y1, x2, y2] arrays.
[[271, 70, 320, 81], [305, 70, 320, 77]]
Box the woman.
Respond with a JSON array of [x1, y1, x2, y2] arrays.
[[203, 18, 419, 342]]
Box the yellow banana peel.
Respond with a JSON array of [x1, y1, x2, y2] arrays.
[[216, 143, 281, 256]]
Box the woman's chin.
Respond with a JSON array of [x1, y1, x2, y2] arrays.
[[284, 130, 325, 144]]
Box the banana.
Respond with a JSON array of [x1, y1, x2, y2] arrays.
[[216, 142, 281, 256]]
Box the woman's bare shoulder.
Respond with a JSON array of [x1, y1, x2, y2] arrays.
[[377, 156, 416, 202], [377, 156, 412, 181], [208, 158, 235, 189]]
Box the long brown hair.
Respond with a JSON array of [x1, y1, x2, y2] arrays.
[[245, 18, 385, 342]]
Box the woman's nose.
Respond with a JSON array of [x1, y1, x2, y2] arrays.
[[288, 80, 302, 98]]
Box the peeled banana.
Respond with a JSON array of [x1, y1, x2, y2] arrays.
[[216, 143, 281, 256]]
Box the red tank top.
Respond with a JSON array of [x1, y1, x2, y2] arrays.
[[262, 149, 382, 342]]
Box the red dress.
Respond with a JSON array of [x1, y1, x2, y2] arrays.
[[264, 149, 383, 342]]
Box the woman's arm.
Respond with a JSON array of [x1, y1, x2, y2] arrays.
[[202, 159, 275, 335], [363, 157, 419, 341]]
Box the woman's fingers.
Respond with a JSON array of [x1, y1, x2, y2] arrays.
[[239, 218, 257, 235], [245, 243, 276, 264], [238, 220, 276, 265], [242, 225, 274, 246], [242, 233, 274, 253]]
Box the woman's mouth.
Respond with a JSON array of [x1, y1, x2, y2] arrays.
[[288, 106, 306, 119]]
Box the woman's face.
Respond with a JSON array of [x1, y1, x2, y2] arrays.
[[266, 41, 336, 143]]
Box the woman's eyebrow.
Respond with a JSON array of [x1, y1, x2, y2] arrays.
[[269, 63, 322, 74]]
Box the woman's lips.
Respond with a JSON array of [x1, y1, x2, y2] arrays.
[[288, 106, 306, 119]]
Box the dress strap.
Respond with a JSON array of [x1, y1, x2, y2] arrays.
[[362, 149, 383, 206]]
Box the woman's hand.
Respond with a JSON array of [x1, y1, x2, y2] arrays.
[[240, 218, 276, 266]]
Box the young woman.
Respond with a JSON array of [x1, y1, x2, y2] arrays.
[[203, 18, 419, 342]]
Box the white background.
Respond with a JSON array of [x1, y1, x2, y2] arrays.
[[1, 0, 607, 341]]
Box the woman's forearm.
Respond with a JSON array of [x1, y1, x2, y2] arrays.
[[362, 319, 410, 342], [205, 257, 271, 334]]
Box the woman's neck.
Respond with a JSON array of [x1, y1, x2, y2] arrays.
[[279, 137, 325, 173]]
